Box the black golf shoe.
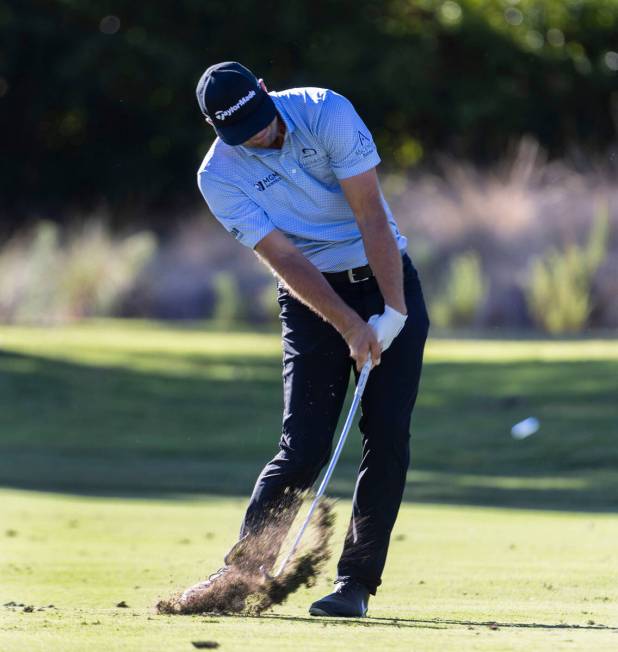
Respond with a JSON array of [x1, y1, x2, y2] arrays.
[[309, 580, 370, 617]]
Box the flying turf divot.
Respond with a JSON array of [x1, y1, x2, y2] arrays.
[[156, 498, 335, 616]]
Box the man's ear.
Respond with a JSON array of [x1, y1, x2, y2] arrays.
[[258, 78, 268, 92]]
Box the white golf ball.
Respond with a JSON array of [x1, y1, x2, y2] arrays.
[[511, 417, 540, 439]]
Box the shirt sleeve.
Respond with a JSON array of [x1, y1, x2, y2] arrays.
[[198, 172, 275, 249], [314, 90, 381, 180]]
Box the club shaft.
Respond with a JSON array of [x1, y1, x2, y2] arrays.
[[273, 360, 372, 578]]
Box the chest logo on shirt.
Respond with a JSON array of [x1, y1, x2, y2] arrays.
[[255, 171, 282, 191]]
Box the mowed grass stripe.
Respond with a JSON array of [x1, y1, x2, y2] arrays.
[[1, 489, 617, 652], [0, 321, 616, 509], [1, 321, 618, 367]]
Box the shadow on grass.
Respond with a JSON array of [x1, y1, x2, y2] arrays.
[[1, 350, 617, 512], [257, 613, 618, 631]]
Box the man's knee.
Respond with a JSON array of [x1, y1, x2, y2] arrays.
[[359, 415, 411, 458], [272, 436, 331, 486]]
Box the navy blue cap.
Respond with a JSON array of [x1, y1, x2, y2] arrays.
[[196, 61, 277, 146]]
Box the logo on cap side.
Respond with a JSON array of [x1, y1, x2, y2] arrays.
[[214, 90, 256, 122]]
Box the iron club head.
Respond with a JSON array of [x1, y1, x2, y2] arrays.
[[259, 564, 275, 581]]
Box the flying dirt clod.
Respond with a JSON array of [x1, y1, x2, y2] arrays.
[[156, 497, 335, 616]]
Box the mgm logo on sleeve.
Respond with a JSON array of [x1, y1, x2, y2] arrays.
[[254, 171, 282, 191]]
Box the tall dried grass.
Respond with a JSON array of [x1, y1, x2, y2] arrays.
[[0, 220, 156, 324], [2, 140, 616, 331], [388, 139, 618, 330]]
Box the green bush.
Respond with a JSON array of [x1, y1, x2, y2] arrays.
[[2, 0, 617, 222], [431, 251, 487, 328], [526, 205, 610, 333], [259, 282, 282, 325], [212, 272, 244, 326]]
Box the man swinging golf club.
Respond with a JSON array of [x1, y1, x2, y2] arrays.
[[185, 61, 429, 617]]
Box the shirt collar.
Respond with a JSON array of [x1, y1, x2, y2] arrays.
[[271, 94, 296, 136]]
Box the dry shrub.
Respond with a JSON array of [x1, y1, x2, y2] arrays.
[[138, 139, 616, 330], [394, 139, 542, 249], [6, 141, 617, 330], [388, 139, 618, 329], [156, 497, 335, 616], [0, 219, 156, 324]]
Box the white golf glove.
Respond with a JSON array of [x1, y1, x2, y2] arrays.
[[368, 305, 407, 353]]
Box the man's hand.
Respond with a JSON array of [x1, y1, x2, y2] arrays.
[[368, 305, 407, 353], [342, 316, 382, 371]]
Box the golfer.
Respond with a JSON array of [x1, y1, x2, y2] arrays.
[[186, 61, 429, 617]]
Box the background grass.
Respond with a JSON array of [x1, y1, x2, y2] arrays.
[[0, 321, 616, 509], [1, 321, 617, 651], [1, 490, 617, 652]]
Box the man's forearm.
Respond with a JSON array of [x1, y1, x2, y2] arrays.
[[258, 249, 363, 336], [255, 228, 382, 368], [338, 168, 406, 315], [359, 218, 406, 314]]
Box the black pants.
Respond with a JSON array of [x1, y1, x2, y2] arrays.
[[239, 253, 429, 594]]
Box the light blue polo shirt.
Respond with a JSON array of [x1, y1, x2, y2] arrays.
[[197, 87, 407, 272]]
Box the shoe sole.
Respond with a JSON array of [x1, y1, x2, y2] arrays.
[[309, 606, 366, 618]]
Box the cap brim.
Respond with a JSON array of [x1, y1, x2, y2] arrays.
[[214, 93, 277, 146]]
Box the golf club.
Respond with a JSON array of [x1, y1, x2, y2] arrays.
[[261, 358, 373, 580]]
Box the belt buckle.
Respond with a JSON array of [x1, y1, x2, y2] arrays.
[[347, 267, 370, 284]]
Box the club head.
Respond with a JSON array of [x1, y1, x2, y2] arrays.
[[259, 564, 275, 582]]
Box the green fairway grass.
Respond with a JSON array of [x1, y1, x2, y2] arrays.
[[0, 321, 616, 509], [1, 489, 617, 652], [1, 321, 617, 650]]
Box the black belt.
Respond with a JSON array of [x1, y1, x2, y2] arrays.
[[323, 263, 374, 284]]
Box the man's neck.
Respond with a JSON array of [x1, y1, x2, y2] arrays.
[[271, 116, 287, 150]]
